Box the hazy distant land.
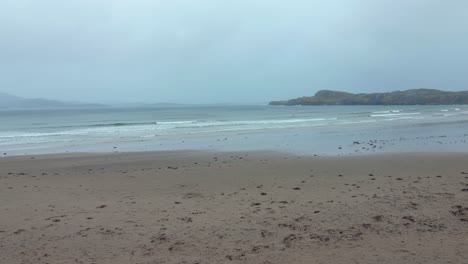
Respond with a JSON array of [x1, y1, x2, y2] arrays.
[[0, 92, 104, 109], [270, 89, 468, 105]]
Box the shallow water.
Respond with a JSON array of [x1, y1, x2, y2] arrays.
[[1, 105, 468, 156]]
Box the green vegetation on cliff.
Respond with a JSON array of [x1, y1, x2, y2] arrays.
[[269, 89, 468, 105]]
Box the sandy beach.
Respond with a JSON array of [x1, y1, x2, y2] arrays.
[[1, 151, 467, 264]]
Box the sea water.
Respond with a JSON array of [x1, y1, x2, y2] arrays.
[[1, 105, 468, 156]]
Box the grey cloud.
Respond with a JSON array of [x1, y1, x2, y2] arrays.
[[0, 0, 467, 103]]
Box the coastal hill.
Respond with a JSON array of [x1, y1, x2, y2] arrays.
[[270, 89, 468, 105], [0, 92, 104, 109]]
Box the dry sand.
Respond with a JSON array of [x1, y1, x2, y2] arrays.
[[0, 151, 467, 264]]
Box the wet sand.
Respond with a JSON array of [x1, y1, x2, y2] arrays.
[[1, 151, 467, 264]]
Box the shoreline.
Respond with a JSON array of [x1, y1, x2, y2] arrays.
[[2, 147, 468, 159], [1, 150, 467, 263], [2, 108, 468, 157]]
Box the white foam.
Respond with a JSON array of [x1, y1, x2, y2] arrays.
[[372, 110, 401, 114], [370, 112, 420, 117]]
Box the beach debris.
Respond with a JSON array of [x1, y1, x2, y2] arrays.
[[168, 241, 185, 252], [283, 234, 300, 247], [150, 233, 168, 243], [372, 215, 384, 222], [178, 217, 193, 223], [13, 229, 25, 235], [45, 215, 66, 221], [450, 205, 468, 216], [183, 192, 203, 199], [402, 216, 415, 222]]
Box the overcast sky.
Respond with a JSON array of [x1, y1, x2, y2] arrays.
[[1, 0, 467, 104]]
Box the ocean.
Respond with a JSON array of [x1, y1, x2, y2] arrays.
[[1, 105, 468, 156]]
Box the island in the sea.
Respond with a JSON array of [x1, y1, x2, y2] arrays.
[[269, 89, 468, 105]]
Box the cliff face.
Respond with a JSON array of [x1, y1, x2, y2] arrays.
[[269, 89, 468, 105]]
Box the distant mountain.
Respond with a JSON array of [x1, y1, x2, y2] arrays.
[[269, 89, 468, 106], [0, 92, 105, 109]]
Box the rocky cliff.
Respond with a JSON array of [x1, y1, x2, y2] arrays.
[[269, 89, 468, 105]]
